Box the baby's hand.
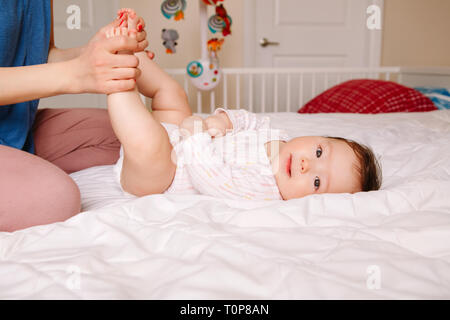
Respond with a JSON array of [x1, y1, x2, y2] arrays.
[[180, 115, 207, 138], [204, 111, 232, 139]]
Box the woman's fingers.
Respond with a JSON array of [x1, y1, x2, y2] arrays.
[[111, 67, 141, 81], [136, 17, 146, 31], [105, 79, 136, 94], [137, 39, 149, 52], [136, 29, 146, 42], [104, 35, 139, 54], [145, 50, 155, 60], [109, 51, 140, 68]]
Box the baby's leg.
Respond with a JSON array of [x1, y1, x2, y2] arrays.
[[134, 52, 192, 125], [106, 20, 176, 196]]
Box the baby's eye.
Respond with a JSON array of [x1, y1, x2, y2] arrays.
[[314, 176, 320, 190], [316, 146, 322, 158]]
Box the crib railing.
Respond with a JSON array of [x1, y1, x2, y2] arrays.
[[165, 67, 402, 114]]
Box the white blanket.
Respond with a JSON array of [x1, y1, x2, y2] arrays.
[[1, 111, 449, 299]]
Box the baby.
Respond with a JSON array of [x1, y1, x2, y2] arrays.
[[107, 10, 382, 200]]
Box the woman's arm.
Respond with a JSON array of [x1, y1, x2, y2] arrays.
[[0, 62, 74, 105], [0, 36, 142, 106], [0, 3, 151, 106]]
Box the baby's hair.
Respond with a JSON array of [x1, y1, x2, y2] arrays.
[[326, 137, 382, 192]]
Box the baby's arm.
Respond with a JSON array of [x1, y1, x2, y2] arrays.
[[204, 108, 270, 138]]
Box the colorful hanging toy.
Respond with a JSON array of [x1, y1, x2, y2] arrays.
[[185, 0, 233, 91], [161, 29, 179, 54], [186, 36, 224, 91], [161, 0, 186, 21], [208, 4, 232, 36], [207, 38, 224, 53]]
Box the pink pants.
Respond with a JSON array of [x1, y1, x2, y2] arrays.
[[0, 108, 120, 232]]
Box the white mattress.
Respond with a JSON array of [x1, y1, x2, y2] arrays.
[[1, 110, 450, 299]]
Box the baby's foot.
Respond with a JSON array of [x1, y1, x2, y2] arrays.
[[117, 8, 139, 32], [106, 26, 137, 55]]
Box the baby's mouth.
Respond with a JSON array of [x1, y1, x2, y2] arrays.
[[286, 154, 292, 177]]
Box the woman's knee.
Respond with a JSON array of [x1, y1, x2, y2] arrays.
[[0, 145, 81, 232], [33, 108, 120, 173]]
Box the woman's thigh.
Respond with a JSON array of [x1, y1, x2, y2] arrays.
[[33, 108, 121, 174], [0, 145, 81, 232]]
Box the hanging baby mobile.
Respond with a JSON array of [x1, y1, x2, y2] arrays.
[[160, 0, 232, 91], [207, 2, 232, 37], [161, 0, 186, 21], [188, 0, 232, 91], [160, 0, 185, 54], [161, 28, 179, 54]]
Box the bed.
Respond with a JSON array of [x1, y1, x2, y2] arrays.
[[1, 67, 449, 299]]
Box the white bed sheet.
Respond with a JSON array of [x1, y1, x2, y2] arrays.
[[1, 110, 450, 299]]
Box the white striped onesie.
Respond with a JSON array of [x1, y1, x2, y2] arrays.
[[114, 108, 290, 200]]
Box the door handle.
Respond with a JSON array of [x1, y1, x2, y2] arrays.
[[260, 37, 280, 47]]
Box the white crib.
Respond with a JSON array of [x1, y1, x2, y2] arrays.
[[164, 66, 450, 114]]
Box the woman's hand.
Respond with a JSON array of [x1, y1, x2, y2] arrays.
[[89, 14, 149, 53], [64, 10, 157, 95], [67, 35, 143, 94]]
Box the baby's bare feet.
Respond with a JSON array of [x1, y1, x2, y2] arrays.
[[106, 24, 137, 55], [117, 8, 139, 32], [105, 26, 137, 39]]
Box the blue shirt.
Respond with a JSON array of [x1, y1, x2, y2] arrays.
[[0, 0, 51, 153]]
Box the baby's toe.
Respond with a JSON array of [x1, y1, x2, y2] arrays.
[[125, 8, 138, 30], [128, 29, 137, 39], [105, 27, 114, 38], [124, 8, 137, 19], [118, 15, 128, 28], [117, 8, 128, 19], [114, 27, 124, 37]]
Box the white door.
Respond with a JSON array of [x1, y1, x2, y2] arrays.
[[248, 0, 381, 68], [243, 0, 383, 110], [40, 0, 120, 109]]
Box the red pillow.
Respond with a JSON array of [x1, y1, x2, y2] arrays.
[[298, 79, 436, 113]]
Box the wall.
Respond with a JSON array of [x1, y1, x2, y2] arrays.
[[381, 0, 450, 66], [120, 0, 244, 69], [122, 0, 450, 69], [119, 0, 450, 111]]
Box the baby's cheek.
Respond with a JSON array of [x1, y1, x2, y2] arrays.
[[286, 179, 310, 200]]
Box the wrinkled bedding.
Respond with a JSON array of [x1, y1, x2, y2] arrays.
[[1, 110, 449, 299]]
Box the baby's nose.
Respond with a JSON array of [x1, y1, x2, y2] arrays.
[[300, 158, 309, 173]]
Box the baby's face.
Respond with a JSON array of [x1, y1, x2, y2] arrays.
[[269, 136, 361, 200]]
